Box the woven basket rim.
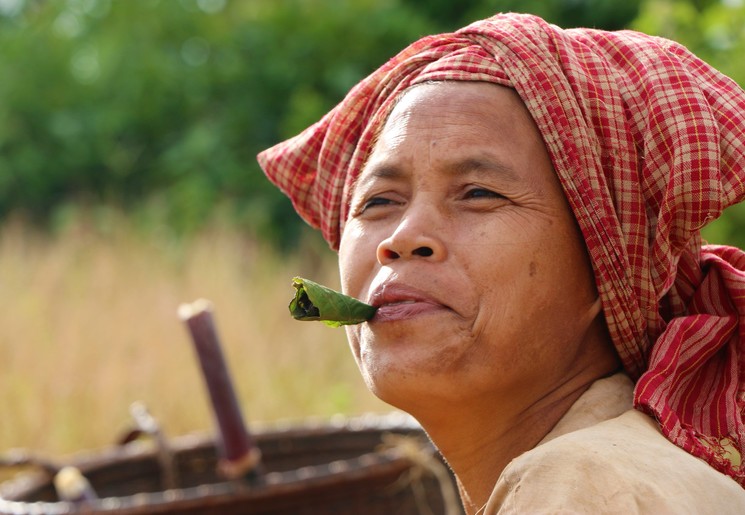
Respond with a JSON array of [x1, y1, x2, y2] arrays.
[[0, 412, 440, 514]]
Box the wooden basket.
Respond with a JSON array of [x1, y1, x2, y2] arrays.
[[0, 413, 461, 515]]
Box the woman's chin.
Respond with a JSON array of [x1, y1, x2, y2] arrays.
[[360, 359, 456, 415], [367, 378, 430, 415], [353, 326, 478, 409]]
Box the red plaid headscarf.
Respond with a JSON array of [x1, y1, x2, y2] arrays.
[[258, 13, 745, 485]]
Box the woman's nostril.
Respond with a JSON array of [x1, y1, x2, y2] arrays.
[[384, 249, 401, 260], [379, 244, 436, 262], [413, 246, 434, 257]]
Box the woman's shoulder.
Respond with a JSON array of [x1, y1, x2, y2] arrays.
[[487, 409, 745, 514]]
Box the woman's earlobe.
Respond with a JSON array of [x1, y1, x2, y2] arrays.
[[582, 296, 604, 326], [591, 297, 602, 317]]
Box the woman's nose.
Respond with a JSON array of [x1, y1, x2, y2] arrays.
[[376, 211, 447, 264]]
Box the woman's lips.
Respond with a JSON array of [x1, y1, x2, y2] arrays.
[[369, 283, 447, 322], [373, 300, 444, 321]]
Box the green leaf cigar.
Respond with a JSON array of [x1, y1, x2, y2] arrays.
[[289, 277, 377, 327]]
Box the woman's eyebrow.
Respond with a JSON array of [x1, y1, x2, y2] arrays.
[[353, 156, 519, 193], [448, 157, 520, 183], [354, 162, 405, 190]]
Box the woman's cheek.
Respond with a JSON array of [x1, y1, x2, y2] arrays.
[[339, 223, 379, 298], [344, 325, 364, 363]]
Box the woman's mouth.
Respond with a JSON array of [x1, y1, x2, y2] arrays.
[[374, 300, 444, 321], [369, 283, 447, 322]]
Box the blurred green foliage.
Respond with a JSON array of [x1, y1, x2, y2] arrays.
[[401, 0, 641, 30], [0, 0, 743, 247], [0, 0, 432, 245], [630, 0, 745, 248]]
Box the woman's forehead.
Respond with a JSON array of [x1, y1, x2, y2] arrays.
[[369, 81, 546, 164], [387, 81, 525, 122], [353, 80, 560, 205]]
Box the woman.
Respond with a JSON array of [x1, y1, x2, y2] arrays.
[[258, 13, 745, 513]]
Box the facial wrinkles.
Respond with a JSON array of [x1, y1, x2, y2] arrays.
[[338, 82, 613, 414], [359, 89, 526, 210], [366, 86, 559, 265], [352, 91, 558, 289]]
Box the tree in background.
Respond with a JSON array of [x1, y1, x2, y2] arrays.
[[0, 0, 432, 245], [400, 0, 641, 30], [631, 0, 745, 247], [0, 0, 742, 247]]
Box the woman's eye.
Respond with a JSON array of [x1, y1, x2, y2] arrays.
[[361, 196, 395, 211], [464, 187, 502, 199]]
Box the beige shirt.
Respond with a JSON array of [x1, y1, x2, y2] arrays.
[[484, 373, 745, 514]]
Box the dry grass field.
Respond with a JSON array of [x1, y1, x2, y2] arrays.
[[0, 215, 389, 479], [0, 208, 736, 490]]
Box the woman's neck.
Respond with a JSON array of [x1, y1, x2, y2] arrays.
[[416, 374, 599, 514]]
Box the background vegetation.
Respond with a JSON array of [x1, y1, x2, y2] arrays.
[[1, 0, 744, 476], [0, 217, 387, 475], [1, 0, 743, 247]]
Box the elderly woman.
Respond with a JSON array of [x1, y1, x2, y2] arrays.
[[258, 13, 745, 513]]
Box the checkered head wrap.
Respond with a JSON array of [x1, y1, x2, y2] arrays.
[[258, 13, 745, 484]]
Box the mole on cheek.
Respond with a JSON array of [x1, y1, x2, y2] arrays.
[[529, 261, 537, 277]]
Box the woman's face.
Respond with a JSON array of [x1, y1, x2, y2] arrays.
[[339, 82, 607, 415]]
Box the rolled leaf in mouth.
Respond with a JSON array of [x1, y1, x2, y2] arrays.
[[289, 277, 377, 327]]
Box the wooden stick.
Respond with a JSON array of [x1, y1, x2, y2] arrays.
[[179, 299, 261, 481], [53, 466, 98, 504], [128, 401, 179, 490]]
